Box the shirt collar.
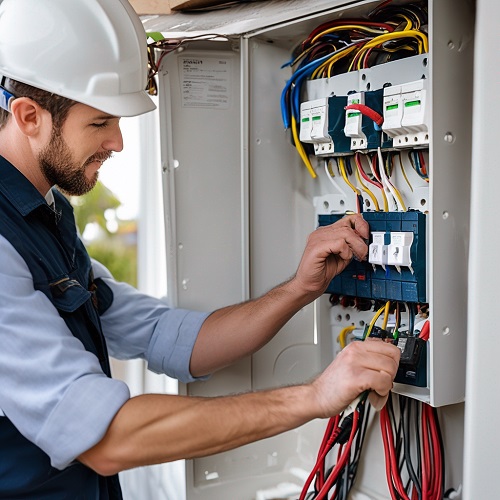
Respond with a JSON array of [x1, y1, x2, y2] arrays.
[[45, 188, 55, 208], [0, 155, 52, 216]]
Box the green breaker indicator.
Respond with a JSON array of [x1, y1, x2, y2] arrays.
[[347, 112, 361, 118], [404, 100, 421, 108], [301, 117, 310, 123], [386, 104, 399, 111], [312, 115, 322, 121]]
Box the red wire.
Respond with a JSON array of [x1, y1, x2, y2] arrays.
[[316, 416, 339, 491], [418, 151, 427, 175], [419, 320, 430, 341], [362, 47, 373, 69], [371, 154, 383, 183], [427, 405, 443, 499], [421, 405, 430, 499], [345, 103, 384, 126], [315, 410, 360, 500], [381, 400, 443, 500], [380, 409, 398, 500], [380, 407, 411, 500], [355, 152, 383, 188], [299, 417, 342, 500]]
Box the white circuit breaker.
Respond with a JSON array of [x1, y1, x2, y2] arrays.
[[383, 79, 430, 148]]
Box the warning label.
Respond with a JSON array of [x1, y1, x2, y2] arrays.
[[180, 57, 232, 109]]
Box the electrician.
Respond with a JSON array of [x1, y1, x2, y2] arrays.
[[0, 0, 400, 498]]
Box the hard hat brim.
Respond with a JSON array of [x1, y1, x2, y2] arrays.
[[85, 90, 157, 118]]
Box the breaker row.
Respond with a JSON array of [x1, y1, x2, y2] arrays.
[[319, 211, 426, 303], [301, 78, 429, 156]]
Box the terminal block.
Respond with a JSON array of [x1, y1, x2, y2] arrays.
[[326, 95, 351, 155], [344, 90, 384, 151], [344, 92, 367, 150], [319, 211, 426, 302], [382, 79, 429, 148], [300, 98, 335, 156], [394, 334, 427, 387], [364, 326, 427, 388]]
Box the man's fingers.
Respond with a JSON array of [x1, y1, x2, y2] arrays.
[[368, 390, 390, 411]]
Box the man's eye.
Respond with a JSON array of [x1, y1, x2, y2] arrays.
[[92, 122, 109, 129]]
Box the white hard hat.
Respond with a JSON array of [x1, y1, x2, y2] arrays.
[[0, 0, 156, 117]]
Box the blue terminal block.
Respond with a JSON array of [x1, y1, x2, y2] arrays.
[[318, 211, 427, 302], [327, 95, 352, 155], [363, 89, 385, 150]]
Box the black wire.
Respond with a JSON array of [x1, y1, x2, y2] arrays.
[[394, 397, 405, 472], [404, 398, 422, 498], [408, 302, 415, 335], [345, 403, 371, 496], [432, 407, 446, 498], [341, 459, 349, 499], [415, 401, 422, 484]]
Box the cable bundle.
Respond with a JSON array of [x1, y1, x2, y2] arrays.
[[146, 33, 231, 96], [380, 394, 445, 500], [280, 2, 428, 178], [298, 394, 371, 500]]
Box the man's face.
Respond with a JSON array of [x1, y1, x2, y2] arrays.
[[38, 103, 123, 196]]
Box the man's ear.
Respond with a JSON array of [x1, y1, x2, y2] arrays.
[[9, 97, 50, 137]]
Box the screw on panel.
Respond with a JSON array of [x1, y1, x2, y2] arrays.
[[444, 132, 455, 143]]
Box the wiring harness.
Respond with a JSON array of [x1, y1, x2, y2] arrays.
[[381, 394, 444, 500], [299, 300, 440, 499], [298, 393, 371, 500], [145, 33, 232, 96], [280, 1, 428, 178]]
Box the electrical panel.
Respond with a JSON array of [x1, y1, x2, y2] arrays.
[[150, 0, 473, 497]]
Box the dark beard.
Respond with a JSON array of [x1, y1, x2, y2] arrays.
[[39, 129, 107, 196]]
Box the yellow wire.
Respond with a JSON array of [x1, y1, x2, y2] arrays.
[[384, 154, 407, 211], [354, 162, 380, 211], [396, 13, 413, 31], [310, 24, 390, 45], [312, 46, 357, 79], [396, 152, 413, 192], [326, 45, 359, 78], [338, 325, 356, 349], [351, 30, 427, 71], [364, 153, 389, 211], [291, 116, 317, 179], [362, 30, 428, 54], [381, 300, 391, 330], [365, 304, 387, 338], [338, 157, 360, 195]]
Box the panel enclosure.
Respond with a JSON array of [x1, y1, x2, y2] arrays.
[[155, 0, 473, 498]]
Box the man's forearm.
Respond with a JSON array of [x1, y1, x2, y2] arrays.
[[189, 278, 317, 377], [79, 339, 400, 477], [78, 385, 318, 476]]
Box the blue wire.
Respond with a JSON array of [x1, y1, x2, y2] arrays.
[[280, 41, 368, 130], [280, 52, 332, 129]]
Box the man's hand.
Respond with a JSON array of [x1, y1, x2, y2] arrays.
[[310, 338, 401, 417], [293, 213, 369, 297]]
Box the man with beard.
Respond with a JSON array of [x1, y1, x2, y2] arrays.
[[0, 0, 401, 499]]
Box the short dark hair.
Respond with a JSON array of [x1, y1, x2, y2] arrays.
[[0, 78, 77, 131]]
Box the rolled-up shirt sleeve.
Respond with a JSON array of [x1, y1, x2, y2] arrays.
[[0, 235, 130, 470], [91, 259, 211, 383]]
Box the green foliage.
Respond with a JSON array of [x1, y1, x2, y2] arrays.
[[70, 181, 137, 287], [70, 181, 121, 236], [86, 241, 137, 288]]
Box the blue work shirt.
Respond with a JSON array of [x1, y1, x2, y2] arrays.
[[0, 158, 211, 471]]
